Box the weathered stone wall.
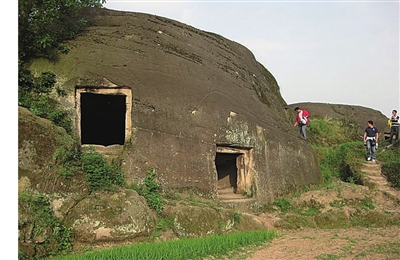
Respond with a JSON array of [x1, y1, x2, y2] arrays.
[[29, 7, 322, 202]]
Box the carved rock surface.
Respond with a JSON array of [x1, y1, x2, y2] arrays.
[[29, 7, 322, 203]]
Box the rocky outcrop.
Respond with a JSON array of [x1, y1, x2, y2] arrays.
[[289, 102, 390, 136], [18, 107, 158, 258], [18, 108, 272, 259], [60, 189, 157, 242], [29, 7, 322, 203]]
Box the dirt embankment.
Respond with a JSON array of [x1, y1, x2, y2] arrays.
[[246, 161, 400, 260]]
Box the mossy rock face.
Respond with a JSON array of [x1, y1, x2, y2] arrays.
[[18, 106, 86, 194], [164, 205, 266, 238], [63, 189, 157, 243], [314, 208, 351, 229], [18, 106, 68, 170]]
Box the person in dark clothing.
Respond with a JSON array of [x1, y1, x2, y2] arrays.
[[363, 120, 379, 162], [388, 109, 399, 144]]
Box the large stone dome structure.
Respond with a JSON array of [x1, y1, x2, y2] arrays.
[[29, 7, 322, 202]]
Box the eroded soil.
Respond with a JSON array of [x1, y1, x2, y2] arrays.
[[245, 161, 400, 260], [246, 227, 400, 260]]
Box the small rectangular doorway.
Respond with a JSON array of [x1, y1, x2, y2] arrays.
[[215, 146, 253, 196]]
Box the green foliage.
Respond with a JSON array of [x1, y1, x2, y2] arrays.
[[233, 212, 242, 224], [313, 146, 341, 183], [81, 148, 125, 191], [130, 168, 165, 214], [18, 63, 72, 134], [18, 193, 72, 258], [46, 230, 277, 260], [18, 60, 35, 105], [310, 116, 365, 186], [379, 143, 400, 188], [360, 198, 375, 210], [18, 0, 106, 61], [18, 0, 105, 135], [156, 216, 174, 232], [313, 142, 365, 185], [308, 117, 359, 146], [381, 161, 400, 188], [54, 136, 81, 179], [273, 198, 292, 213], [37, 70, 57, 94]]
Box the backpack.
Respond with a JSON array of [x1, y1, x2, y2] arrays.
[[301, 109, 310, 125]]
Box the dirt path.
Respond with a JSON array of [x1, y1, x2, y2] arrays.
[[245, 161, 400, 260], [246, 227, 400, 260]]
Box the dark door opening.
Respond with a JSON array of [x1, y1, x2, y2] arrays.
[[80, 93, 126, 146], [215, 152, 239, 193]]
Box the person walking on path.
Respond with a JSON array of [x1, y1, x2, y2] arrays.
[[293, 107, 310, 139], [363, 120, 379, 162], [388, 109, 399, 144]]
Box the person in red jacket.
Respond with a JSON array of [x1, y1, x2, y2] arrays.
[[294, 107, 310, 139]]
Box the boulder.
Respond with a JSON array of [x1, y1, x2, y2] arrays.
[[61, 189, 157, 243], [289, 102, 390, 136], [29, 7, 322, 202]]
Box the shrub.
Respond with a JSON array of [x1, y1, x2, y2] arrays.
[[379, 144, 400, 188], [313, 142, 365, 186], [131, 168, 165, 214], [81, 148, 125, 191], [18, 193, 72, 259], [381, 161, 400, 188], [18, 63, 72, 134], [273, 198, 292, 213]]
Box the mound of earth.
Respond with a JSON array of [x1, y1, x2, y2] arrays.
[[244, 160, 400, 260], [288, 102, 390, 136]]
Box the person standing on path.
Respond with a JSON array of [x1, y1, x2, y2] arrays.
[[293, 107, 310, 139], [363, 120, 379, 162], [388, 109, 399, 144]]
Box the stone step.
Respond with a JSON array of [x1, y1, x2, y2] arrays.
[[217, 187, 249, 200], [221, 198, 256, 203], [218, 193, 247, 200], [218, 187, 236, 194]]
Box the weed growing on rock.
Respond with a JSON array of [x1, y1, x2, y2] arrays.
[[273, 198, 292, 213], [130, 168, 165, 214], [81, 148, 125, 191], [53, 136, 81, 179]]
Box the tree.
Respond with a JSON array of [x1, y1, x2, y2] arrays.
[[18, 0, 105, 131], [18, 0, 106, 61]]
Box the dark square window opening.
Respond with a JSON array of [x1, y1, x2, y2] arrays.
[[80, 93, 126, 146]]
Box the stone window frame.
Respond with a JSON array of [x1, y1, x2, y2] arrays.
[[75, 86, 132, 147]]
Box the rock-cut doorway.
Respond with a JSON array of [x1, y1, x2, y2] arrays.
[[215, 146, 253, 197]]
